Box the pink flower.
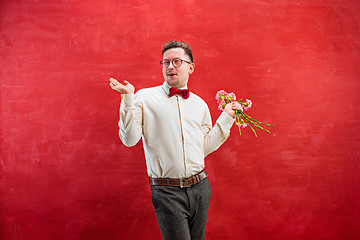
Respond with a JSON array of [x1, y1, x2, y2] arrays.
[[226, 92, 236, 102], [215, 89, 275, 137], [240, 118, 248, 128], [235, 120, 247, 128], [243, 99, 252, 111], [215, 90, 227, 104]]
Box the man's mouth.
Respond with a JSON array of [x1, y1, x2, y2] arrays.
[[167, 72, 177, 77]]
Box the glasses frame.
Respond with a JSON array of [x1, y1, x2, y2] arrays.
[[160, 58, 191, 69]]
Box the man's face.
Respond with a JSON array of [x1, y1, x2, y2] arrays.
[[162, 48, 195, 89]]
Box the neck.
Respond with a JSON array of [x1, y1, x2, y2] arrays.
[[165, 81, 187, 89]]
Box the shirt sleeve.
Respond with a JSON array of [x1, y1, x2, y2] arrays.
[[118, 93, 143, 147], [202, 107, 235, 157]]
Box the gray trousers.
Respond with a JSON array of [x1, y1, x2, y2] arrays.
[[151, 178, 212, 240]]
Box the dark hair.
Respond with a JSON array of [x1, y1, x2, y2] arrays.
[[162, 40, 193, 63]]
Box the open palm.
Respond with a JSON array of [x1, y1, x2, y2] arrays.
[[109, 78, 135, 94]]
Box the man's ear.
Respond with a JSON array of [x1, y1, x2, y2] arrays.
[[188, 63, 195, 75]]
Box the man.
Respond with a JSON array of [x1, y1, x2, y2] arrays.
[[109, 40, 242, 240]]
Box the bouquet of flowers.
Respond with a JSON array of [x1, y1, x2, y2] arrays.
[[216, 90, 275, 137]]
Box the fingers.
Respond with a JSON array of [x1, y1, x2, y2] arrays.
[[109, 82, 118, 90], [109, 77, 135, 94], [109, 77, 125, 89], [109, 78, 117, 87], [109, 77, 121, 86], [109, 77, 124, 93], [109, 78, 131, 86], [232, 102, 243, 111]]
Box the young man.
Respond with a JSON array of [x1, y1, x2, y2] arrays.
[[109, 40, 242, 240]]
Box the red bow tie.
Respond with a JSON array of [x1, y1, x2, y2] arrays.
[[169, 87, 190, 99]]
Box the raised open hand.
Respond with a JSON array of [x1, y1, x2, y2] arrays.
[[109, 78, 135, 94]]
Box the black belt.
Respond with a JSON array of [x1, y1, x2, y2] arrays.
[[149, 170, 208, 188]]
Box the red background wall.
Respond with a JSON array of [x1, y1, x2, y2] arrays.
[[1, 0, 360, 239]]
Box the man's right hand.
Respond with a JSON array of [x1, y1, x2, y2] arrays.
[[109, 78, 135, 94]]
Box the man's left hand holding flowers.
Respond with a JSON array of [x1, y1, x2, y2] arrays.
[[223, 101, 244, 118]]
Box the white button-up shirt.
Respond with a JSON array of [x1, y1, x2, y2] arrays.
[[118, 82, 235, 178]]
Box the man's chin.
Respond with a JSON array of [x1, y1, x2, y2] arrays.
[[165, 78, 187, 89], [166, 79, 178, 87]]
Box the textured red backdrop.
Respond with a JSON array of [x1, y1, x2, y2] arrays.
[[1, 0, 360, 239]]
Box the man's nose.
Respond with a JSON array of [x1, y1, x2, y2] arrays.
[[167, 61, 175, 69]]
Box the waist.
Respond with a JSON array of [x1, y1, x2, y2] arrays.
[[149, 169, 208, 188]]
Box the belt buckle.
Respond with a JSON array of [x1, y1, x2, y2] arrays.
[[180, 178, 184, 188], [180, 177, 192, 188]]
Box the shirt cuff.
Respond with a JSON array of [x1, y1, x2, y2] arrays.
[[121, 93, 135, 107], [216, 111, 236, 129]]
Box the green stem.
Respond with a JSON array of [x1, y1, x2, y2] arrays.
[[239, 111, 272, 135], [241, 111, 275, 126], [236, 116, 242, 136], [244, 118, 258, 137]]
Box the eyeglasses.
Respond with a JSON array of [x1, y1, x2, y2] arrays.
[[160, 58, 191, 69]]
